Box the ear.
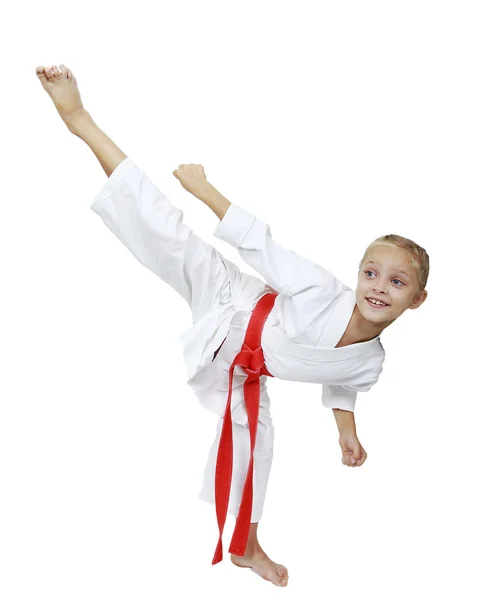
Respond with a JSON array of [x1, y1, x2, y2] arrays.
[[409, 289, 428, 309]]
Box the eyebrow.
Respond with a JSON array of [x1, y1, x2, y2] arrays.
[[365, 261, 410, 278]]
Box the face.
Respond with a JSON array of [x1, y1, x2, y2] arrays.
[[356, 244, 427, 322]]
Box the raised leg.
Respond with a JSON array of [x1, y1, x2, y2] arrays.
[[36, 64, 126, 177], [37, 64, 288, 585], [73, 117, 127, 179], [36, 64, 241, 321]]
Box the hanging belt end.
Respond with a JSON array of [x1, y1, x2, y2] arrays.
[[212, 543, 223, 565], [228, 544, 246, 557]]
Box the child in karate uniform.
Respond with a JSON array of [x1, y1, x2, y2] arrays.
[[36, 64, 429, 587]]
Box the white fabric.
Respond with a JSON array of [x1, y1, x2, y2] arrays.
[[90, 156, 385, 522]]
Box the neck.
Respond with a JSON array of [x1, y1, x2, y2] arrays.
[[346, 302, 394, 344]]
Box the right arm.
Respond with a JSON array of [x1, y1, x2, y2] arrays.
[[172, 164, 231, 221], [196, 180, 232, 221], [173, 166, 347, 297]]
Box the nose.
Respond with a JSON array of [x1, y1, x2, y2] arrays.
[[373, 287, 388, 296]]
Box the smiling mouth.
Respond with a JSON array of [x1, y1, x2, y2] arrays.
[[366, 298, 389, 308]]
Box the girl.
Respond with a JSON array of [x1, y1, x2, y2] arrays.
[[36, 64, 429, 587]]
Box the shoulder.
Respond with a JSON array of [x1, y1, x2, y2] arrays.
[[360, 340, 385, 377], [369, 342, 386, 383], [373, 340, 385, 365]]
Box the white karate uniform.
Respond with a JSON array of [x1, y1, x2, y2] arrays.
[[90, 157, 385, 523]]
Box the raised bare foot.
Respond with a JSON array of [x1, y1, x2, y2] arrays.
[[35, 64, 91, 133], [231, 550, 289, 587]]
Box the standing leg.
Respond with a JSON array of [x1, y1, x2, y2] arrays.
[[232, 523, 287, 586], [199, 383, 288, 586], [199, 385, 275, 522]]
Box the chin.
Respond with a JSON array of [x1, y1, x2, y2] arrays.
[[360, 301, 389, 319]]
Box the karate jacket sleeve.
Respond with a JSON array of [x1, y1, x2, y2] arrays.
[[321, 358, 383, 413], [321, 385, 358, 413], [213, 203, 347, 300]]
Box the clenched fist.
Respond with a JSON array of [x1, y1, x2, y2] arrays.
[[339, 432, 367, 467], [172, 163, 210, 198]]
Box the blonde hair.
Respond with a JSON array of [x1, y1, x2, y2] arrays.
[[358, 234, 430, 294]]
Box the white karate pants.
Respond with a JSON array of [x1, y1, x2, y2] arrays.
[[91, 157, 274, 523]]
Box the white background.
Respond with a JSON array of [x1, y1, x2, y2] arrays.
[[1, 1, 482, 597]]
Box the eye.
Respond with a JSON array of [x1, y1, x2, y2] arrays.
[[364, 270, 404, 286]]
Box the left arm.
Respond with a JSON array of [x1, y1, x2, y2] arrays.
[[322, 387, 371, 468], [332, 408, 356, 435]]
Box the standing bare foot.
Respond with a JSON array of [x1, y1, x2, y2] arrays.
[[231, 549, 289, 587], [35, 64, 92, 134]]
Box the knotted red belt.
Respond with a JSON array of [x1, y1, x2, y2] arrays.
[[212, 291, 278, 565]]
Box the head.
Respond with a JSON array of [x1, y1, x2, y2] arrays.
[[356, 234, 429, 325]]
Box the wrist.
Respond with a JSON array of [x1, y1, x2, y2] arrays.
[[333, 408, 356, 435], [338, 428, 356, 437], [196, 181, 218, 202], [198, 183, 231, 221]]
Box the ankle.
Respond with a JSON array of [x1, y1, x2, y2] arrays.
[[66, 109, 94, 136], [242, 543, 265, 558]]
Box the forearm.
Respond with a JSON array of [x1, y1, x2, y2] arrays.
[[193, 181, 232, 221], [332, 408, 356, 435], [69, 110, 127, 178]]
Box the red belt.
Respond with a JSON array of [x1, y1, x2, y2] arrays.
[[211, 292, 278, 565]]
